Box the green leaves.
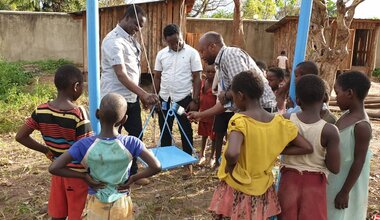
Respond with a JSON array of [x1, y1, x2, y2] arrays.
[[0, 0, 86, 12]]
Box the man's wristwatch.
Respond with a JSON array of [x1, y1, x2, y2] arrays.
[[192, 97, 200, 105]]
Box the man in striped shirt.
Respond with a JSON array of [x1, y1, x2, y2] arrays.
[[188, 32, 277, 168], [16, 64, 93, 220]]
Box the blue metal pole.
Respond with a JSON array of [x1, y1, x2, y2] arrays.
[[289, 0, 313, 103], [271, 3, 314, 220], [86, 0, 100, 134]]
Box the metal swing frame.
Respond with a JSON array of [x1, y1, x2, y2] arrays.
[[137, 105, 199, 170]]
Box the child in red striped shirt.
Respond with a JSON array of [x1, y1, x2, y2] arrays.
[[16, 64, 93, 220]]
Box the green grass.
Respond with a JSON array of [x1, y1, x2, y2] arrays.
[[0, 59, 71, 133], [373, 68, 380, 79]]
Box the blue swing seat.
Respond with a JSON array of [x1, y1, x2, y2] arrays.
[[140, 146, 198, 170], [138, 105, 199, 170]]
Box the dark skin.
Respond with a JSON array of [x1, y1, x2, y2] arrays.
[[113, 14, 159, 108], [224, 90, 313, 176], [49, 106, 161, 193], [15, 81, 83, 157], [188, 33, 225, 121], [333, 83, 371, 210], [284, 99, 341, 174], [153, 33, 201, 112], [199, 65, 216, 161], [15, 81, 84, 220]]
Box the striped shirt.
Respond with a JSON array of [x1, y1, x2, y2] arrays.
[[215, 46, 277, 108], [26, 103, 93, 171]]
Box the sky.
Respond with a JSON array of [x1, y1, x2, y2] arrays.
[[354, 0, 380, 18]]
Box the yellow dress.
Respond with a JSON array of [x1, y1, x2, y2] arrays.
[[209, 113, 298, 220], [218, 113, 298, 196]]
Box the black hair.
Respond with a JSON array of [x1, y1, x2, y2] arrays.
[[336, 71, 371, 101], [99, 93, 128, 124], [281, 50, 286, 55], [296, 75, 325, 105], [256, 60, 267, 72], [296, 61, 319, 76], [54, 64, 83, 91], [268, 67, 285, 80], [163, 24, 180, 38], [124, 5, 146, 19], [231, 70, 264, 100]]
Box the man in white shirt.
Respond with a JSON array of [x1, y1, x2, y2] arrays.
[[277, 50, 289, 73], [153, 24, 202, 161], [100, 5, 158, 185]]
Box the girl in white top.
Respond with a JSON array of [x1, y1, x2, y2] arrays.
[[278, 75, 340, 220]]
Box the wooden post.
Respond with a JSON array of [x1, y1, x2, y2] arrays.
[[368, 26, 380, 77]]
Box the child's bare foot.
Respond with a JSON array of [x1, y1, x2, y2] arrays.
[[134, 178, 150, 186], [198, 156, 206, 165], [212, 162, 220, 171], [182, 165, 193, 180], [209, 158, 216, 167]]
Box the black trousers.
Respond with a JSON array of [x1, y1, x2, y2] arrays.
[[158, 96, 193, 155], [119, 100, 142, 175]]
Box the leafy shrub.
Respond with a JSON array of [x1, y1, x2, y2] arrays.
[[0, 60, 71, 133], [372, 68, 380, 78]]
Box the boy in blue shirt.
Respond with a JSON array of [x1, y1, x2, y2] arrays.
[[49, 93, 161, 219]]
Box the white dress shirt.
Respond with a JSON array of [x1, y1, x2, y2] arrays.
[[154, 44, 203, 102]]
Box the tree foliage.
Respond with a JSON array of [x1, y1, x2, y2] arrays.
[[0, 0, 86, 12], [242, 0, 277, 19], [326, 0, 337, 17], [275, 0, 300, 19], [99, 0, 126, 7], [210, 8, 233, 18], [206, 0, 301, 20]]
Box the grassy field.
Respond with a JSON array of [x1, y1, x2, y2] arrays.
[[0, 60, 379, 219]]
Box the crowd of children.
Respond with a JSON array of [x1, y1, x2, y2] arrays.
[[15, 47, 373, 219]]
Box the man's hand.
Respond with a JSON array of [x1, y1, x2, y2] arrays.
[[186, 101, 199, 112], [335, 190, 349, 209], [187, 111, 202, 122], [84, 174, 105, 191], [141, 93, 159, 107]]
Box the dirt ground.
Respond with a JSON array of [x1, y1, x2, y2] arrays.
[[0, 81, 379, 220]]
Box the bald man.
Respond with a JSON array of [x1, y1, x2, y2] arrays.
[[188, 31, 276, 167]]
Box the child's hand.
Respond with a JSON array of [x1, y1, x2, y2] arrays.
[[118, 176, 134, 193], [84, 174, 105, 190], [218, 91, 228, 105], [334, 190, 349, 209], [45, 149, 54, 161], [286, 96, 294, 108]]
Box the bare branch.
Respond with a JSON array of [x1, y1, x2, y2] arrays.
[[345, 0, 365, 12]]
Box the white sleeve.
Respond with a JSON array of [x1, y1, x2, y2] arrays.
[[190, 49, 203, 72], [154, 51, 163, 72]]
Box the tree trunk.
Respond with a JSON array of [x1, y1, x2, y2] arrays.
[[232, 0, 245, 49], [307, 0, 364, 92]]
